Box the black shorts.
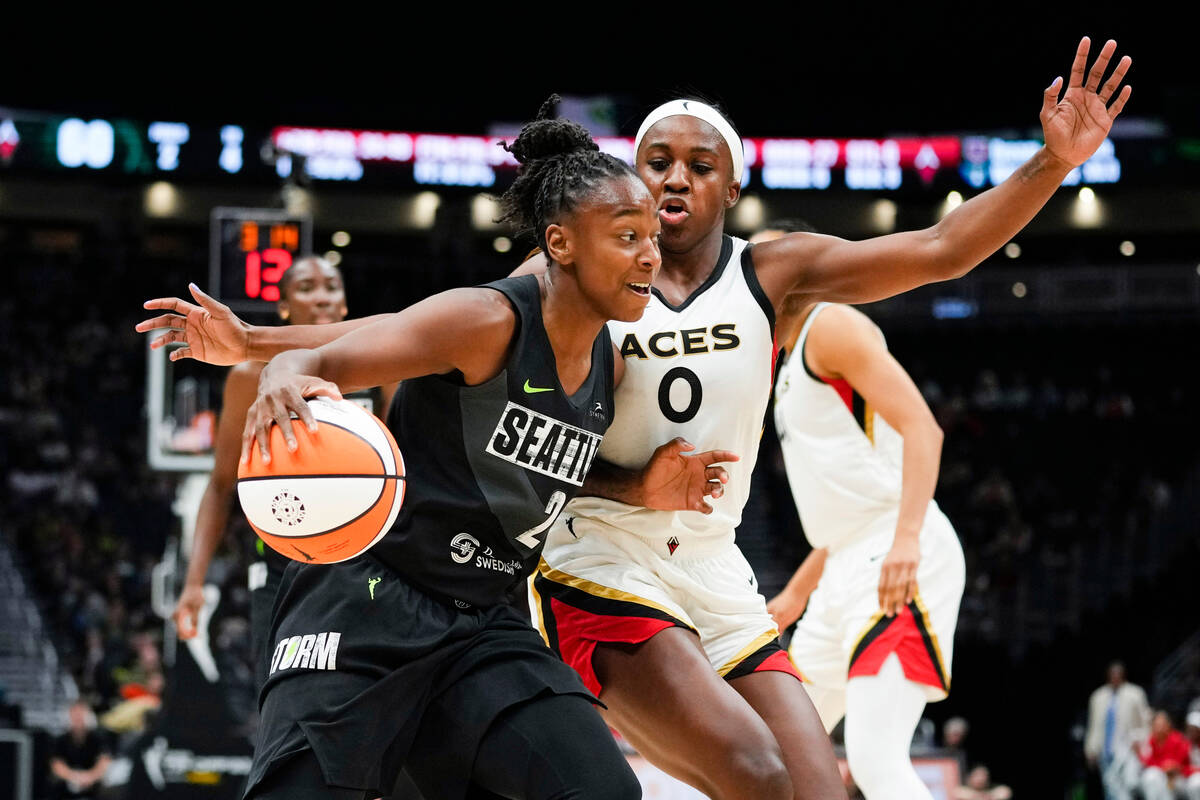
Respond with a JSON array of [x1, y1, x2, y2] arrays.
[[245, 554, 598, 799]]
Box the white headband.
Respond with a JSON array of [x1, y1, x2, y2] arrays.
[[633, 100, 744, 182]]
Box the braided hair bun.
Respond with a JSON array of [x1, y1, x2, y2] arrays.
[[499, 96, 637, 252]]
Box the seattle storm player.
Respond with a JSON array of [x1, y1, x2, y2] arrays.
[[172, 257, 397, 694], [141, 105, 733, 800], [525, 37, 1131, 800]]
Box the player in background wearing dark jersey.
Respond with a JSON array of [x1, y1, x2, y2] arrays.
[[172, 257, 398, 695], [512, 36, 1131, 800], [756, 221, 965, 800], [140, 102, 734, 800]]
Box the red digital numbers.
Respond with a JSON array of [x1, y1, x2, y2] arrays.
[[244, 248, 293, 301]]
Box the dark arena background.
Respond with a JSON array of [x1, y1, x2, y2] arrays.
[[1, 16, 1197, 800]]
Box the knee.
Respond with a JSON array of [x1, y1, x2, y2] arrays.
[[714, 745, 792, 800]]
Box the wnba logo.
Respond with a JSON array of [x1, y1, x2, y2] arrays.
[[271, 491, 306, 526]]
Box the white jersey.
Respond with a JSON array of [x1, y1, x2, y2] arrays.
[[566, 235, 776, 544], [774, 302, 919, 549]]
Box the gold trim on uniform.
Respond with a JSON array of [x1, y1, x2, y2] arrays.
[[912, 591, 951, 691], [527, 574, 549, 644], [716, 628, 779, 677], [848, 608, 887, 666], [864, 402, 875, 445], [535, 558, 690, 624]]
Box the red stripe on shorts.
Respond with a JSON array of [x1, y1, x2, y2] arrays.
[[548, 597, 677, 696], [847, 605, 946, 692]]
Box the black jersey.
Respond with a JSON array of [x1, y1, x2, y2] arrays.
[[377, 274, 613, 608]]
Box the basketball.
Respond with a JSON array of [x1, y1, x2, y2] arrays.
[[236, 397, 406, 564]]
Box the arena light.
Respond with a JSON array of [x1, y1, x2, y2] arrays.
[[283, 185, 312, 216], [144, 181, 179, 217], [1071, 186, 1102, 228], [732, 195, 764, 232], [332, 231, 351, 248], [938, 190, 963, 220], [1119, 240, 1135, 257], [1011, 281, 1028, 298], [410, 192, 440, 229], [1004, 242, 1021, 259], [324, 250, 343, 267], [871, 199, 897, 233], [471, 194, 502, 231], [493, 236, 513, 254]]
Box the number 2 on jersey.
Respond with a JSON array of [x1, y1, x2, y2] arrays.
[[515, 490, 567, 549]]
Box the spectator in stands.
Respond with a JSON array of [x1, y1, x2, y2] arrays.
[[1085, 661, 1152, 800], [953, 765, 1012, 800], [1135, 710, 1200, 800], [48, 700, 111, 800], [943, 716, 971, 768], [944, 716, 970, 751]]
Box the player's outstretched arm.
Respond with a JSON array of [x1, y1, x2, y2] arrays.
[[241, 287, 516, 464], [578, 438, 739, 515], [752, 37, 1132, 309], [136, 283, 390, 364]]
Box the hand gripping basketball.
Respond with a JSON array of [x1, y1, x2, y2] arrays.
[[242, 372, 344, 465], [237, 397, 406, 565]]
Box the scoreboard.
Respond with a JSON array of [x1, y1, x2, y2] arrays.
[[0, 104, 1171, 193], [208, 208, 312, 313]]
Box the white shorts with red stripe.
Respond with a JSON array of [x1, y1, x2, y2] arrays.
[[788, 508, 964, 701], [529, 515, 801, 697]]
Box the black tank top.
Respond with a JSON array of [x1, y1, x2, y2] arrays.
[[376, 275, 614, 608]]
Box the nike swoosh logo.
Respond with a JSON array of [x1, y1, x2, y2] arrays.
[[523, 380, 554, 394], [869, 553, 887, 563]]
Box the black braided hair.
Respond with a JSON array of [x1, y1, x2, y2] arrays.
[[498, 95, 639, 253]]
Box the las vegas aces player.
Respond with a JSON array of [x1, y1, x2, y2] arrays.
[[524, 37, 1130, 800], [142, 104, 732, 800], [172, 256, 396, 695], [760, 219, 965, 800]]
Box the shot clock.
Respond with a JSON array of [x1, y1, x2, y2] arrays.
[[209, 207, 312, 313]]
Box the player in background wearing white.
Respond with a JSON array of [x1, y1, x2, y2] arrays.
[[172, 257, 397, 689], [523, 37, 1129, 800], [760, 222, 964, 800]]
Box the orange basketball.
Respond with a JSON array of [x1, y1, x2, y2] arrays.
[[236, 397, 406, 564]]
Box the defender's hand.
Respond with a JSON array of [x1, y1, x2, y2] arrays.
[[136, 283, 252, 365], [1041, 37, 1132, 168], [639, 437, 739, 514]]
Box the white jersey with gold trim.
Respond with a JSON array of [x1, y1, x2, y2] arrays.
[[774, 302, 924, 549], [564, 235, 775, 546]]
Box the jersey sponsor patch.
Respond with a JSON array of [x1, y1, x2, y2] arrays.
[[269, 631, 341, 674], [486, 401, 602, 486]]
